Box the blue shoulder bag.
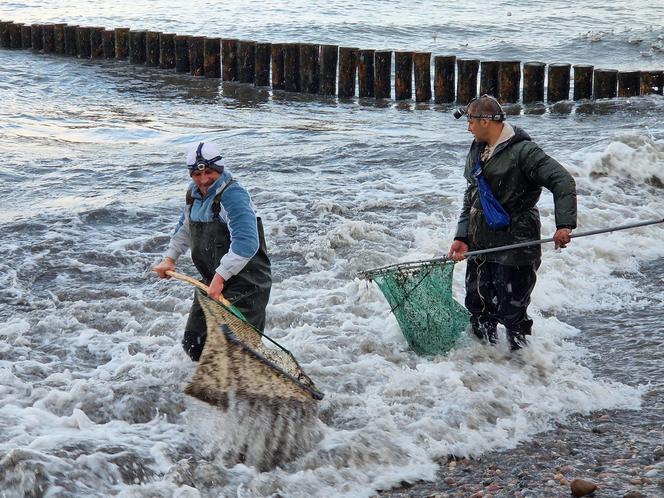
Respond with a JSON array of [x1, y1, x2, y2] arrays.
[[472, 156, 511, 230]]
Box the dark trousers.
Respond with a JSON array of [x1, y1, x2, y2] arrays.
[[465, 258, 539, 348]]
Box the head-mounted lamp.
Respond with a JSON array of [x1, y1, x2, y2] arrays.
[[187, 142, 223, 173]]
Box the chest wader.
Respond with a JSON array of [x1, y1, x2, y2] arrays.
[[183, 183, 272, 361]]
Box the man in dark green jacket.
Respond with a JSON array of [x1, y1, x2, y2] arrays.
[[448, 95, 577, 351]]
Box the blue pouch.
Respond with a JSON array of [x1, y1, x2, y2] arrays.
[[472, 157, 511, 230]]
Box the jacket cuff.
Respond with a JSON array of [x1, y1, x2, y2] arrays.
[[556, 225, 575, 230], [215, 264, 233, 281], [454, 236, 469, 244]]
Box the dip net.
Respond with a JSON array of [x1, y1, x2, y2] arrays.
[[362, 259, 470, 355]]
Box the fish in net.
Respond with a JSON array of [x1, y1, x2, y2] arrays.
[[362, 259, 470, 356]]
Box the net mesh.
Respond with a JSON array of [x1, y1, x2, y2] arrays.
[[369, 260, 470, 355]]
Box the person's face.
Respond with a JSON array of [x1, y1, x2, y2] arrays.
[[191, 168, 221, 195], [467, 117, 490, 142]]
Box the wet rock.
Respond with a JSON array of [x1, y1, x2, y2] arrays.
[[654, 446, 664, 461], [623, 491, 645, 498], [570, 478, 598, 497]]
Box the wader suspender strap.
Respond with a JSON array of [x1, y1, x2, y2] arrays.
[[186, 179, 237, 217]]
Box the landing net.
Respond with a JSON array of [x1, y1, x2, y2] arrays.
[[362, 259, 470, 355]]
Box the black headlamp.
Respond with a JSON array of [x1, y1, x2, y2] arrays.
[[452, 95, 505, 121], [187, 142, 223, 173]]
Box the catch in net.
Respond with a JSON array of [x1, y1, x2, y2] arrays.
[[361, 258, 470, 356]]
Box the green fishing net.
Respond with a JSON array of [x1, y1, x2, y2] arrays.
[[367, 260, 470, 355]]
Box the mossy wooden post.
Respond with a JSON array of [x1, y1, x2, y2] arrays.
[[64, 25, 78, 56], [31, 24, 43, 52], [222, 38, 239, 81], [480, 61, 499, 96], [374, 50, 391, 99], [188, 36, 205, 76], [146, 31, 160, 66], [9, 22, 22, 49], [42, 24, 55, 54], [320, 44, 338, 95], [358, 49, 375, 97], [434, 55, 455, 103], [456, 58, 479, 104], [300, 43, 320, 94], [0, 21, 10, 49], [270, 43, 285, 89], [114, 28, 129, 60], [102, 30, 115, 59], [254, 42, 270, 86], [283, 43, 301, 92], [573, 64, 593, 100], [204, 37, 221, 78], [547, 63, 571, 102], [90, 27, 105, 59], [617, 71, 640, 97], [640, 71, 663, 95], [174, 35, 190, 73], [498, 60, 521, 103], [338, 47, 358, 98], [128, 30, 146, 64], [593, 68, 617, 99], [395, 51, 413, 100], [159, 33, 176, 69], [523, 61, 545, 103], [21, 24, 32, 49], [238, 40, 256, 84], [414, 52, 432, 102], [54, 23, 66, 54]]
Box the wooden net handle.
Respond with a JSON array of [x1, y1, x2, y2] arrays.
[[165, 270, 234, 308]]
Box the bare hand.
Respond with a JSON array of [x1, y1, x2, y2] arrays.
[[207, 273, 226, 300], [448, 240, 469, 262], [153, 257, 176, 278], [553, 228, 572, 249]]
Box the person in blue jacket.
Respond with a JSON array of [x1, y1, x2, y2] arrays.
[[154, 142, 271, 361]]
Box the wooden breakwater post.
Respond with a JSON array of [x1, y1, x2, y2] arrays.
[[395, 51, 413, 100], [174, 35, 190, 73], [254, 42, 271, 87], [31, 24, 43, 52], [102, 29, 115, 59], [547, 63, 571, 102], [320, 44, 338, 95], [222, 38, 239, 82], [204, 37, 221, 78], [54, 23, 66, 54], [618, 71, 640, 97], [21, 24, 31, 49], [238, 40, 256, 84], [188, 36, 205, 76], [434, 55, 455, 103], [374, 50, 391, 99], [64, 25, 78, 56], [270, 43, 285, 90], [0, 21, 10, 48], [480, 60, 499, 96], [283, 42, 300, 92], [414, 52, 431, 102], [90, 27, 105, 59], [159, 33, 176, 69], [115, 28, 129, 60], [641, 71, 663, 95], [338, 47, 358, 98], [573, 65, 593, 100], [76, 26, 92, 58], [457, 58, 479, 104], [9, 22, 22, 49], [146, 30, 160, 66], [128, 29, 146, 64], [42, 24, 55, 53], [358, 49, 374, 98], [523, 61, 545, 103], [498, 61, 520, 103], [300, 43, 320, 94], [593, 68, 618, 99]]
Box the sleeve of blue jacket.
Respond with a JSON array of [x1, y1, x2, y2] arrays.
[[215, 182, 260, 280]]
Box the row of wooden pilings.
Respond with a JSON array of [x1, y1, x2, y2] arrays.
[[1, 19, 663, 104]]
